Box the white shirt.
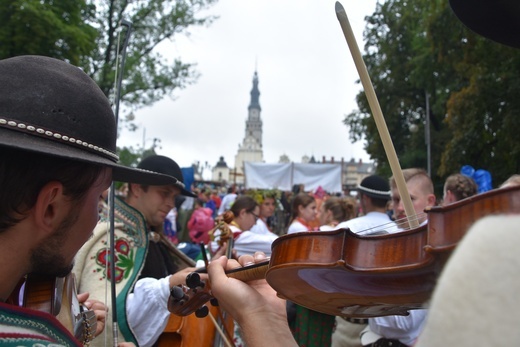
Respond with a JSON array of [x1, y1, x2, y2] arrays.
[[126, 276, 172, 347], [337, 211, 399, 235], [218, 193, 237, 215], [367, 309, 428, 346], [249, 218, 272, 235], [210, 223, 278, 257], [287, 220, 309, 234], [234, 230, 278, 257], [319, 224, 340, 231]]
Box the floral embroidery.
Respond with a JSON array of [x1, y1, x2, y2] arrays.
[[95, 238, 134, 282], [115, 239, 130, 254]]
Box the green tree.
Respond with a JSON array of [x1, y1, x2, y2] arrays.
[[441, 27, 520, 184], [1, 0, 217, 128], [0, 0, 97, 64], [344, 0, 446, 184], [345, 0, 520, 190], [84, 0, 217, 113]]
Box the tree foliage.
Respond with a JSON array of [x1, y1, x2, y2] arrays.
[[84, 0, 217, 112], [0, 0, 97, 64], [345, 0, 520, 191], [1, 0, 217, 124]]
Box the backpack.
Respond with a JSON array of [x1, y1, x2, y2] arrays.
[[188, 208, 215, 244]]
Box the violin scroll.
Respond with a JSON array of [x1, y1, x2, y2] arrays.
[[168, 261, 270, 318], [169, 272, 216, 318]]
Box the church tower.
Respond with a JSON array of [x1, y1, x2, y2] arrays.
[[234, 71, 264, 183]]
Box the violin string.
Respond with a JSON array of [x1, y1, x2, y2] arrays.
[[357, 213, 427, 235], [394, 213, 427, 230]]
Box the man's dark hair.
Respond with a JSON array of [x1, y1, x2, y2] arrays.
[[0, 147, 104, 232]]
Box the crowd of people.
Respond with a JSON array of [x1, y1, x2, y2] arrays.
[[2, 0, 520, 345]]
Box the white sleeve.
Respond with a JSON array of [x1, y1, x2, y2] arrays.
[[126, 276, 172, 347], [217, 198, 226, 215], [233, 231, 278, 257], [369, 310, 428, 346]]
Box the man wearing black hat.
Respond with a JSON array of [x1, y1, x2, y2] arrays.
[[331, 175, 397, 347], [336, 175, 398, 235], [0, 56, 176, 346], [360, 169, 435, 347], [74, 155, 205, 346]]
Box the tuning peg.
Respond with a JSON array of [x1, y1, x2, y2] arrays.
[[186, 272, 204, 289], [210, 298, 219, 306], [170, 286, 186, 301], [195, 305, 209, 318]]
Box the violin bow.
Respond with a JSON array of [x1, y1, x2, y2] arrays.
[[335, 2, 419, 228], [108, 18, 133, 346]]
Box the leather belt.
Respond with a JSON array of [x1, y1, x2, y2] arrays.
[[342, 317, 369, 325]]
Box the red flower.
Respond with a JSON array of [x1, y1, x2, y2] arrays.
[[96, 249, 119, 266], [115, 239, 130, 255], [107, 266, 124, 282]]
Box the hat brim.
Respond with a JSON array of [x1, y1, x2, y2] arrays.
[[449, 0, 520, 48], [0, 130, 176, 186], [179, 186, 197, 198]]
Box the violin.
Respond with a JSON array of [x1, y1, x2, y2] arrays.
[[157, 307, 233, 347], [160, 217, 236, 347], [168, 185, 520, 318], [22, 273, 97, 344]]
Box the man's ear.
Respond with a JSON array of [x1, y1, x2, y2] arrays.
[[33, 181, 67, 234], [428, 193, 437, 206], [128, 183, 142, 197]]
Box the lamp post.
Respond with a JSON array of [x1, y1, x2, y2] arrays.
[[425, 91, 431, 177], [408, 91, 431, 177], [141, 127, 161, 157]]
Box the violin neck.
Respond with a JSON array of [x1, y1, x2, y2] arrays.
[[225, 261, 269, 282]]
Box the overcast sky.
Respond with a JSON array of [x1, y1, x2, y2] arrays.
[[117, 0, 378, 179]]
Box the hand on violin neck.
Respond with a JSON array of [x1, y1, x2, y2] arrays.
[[208, 255, 285, 319], [238, 252, 269, 267], [208, 255, 296, 347]]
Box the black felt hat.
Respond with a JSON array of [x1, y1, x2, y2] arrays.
[[0, 55, 175, 185], [358, 175, 391, 200], [138, 155, 196, 197], [449, 0, 520, 48]]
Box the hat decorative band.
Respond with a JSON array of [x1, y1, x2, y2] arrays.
[[0, 117, 119, 161], [358, 185, 391, 196], [174, 180, 186, 189]]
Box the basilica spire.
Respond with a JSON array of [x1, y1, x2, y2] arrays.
[[234, 70, 264, 182], [248, 71, 261, 111]]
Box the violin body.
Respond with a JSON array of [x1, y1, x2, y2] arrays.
[[267, 185, 520, 317], [267, 226, 436, 317], [157, 308, 233, 347], [426, 185, 520, 256]]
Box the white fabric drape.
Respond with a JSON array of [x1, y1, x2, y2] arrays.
[[244, 162, 342, 193]]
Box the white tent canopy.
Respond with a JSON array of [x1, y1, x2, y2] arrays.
[[244, 162, 342, 193]]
